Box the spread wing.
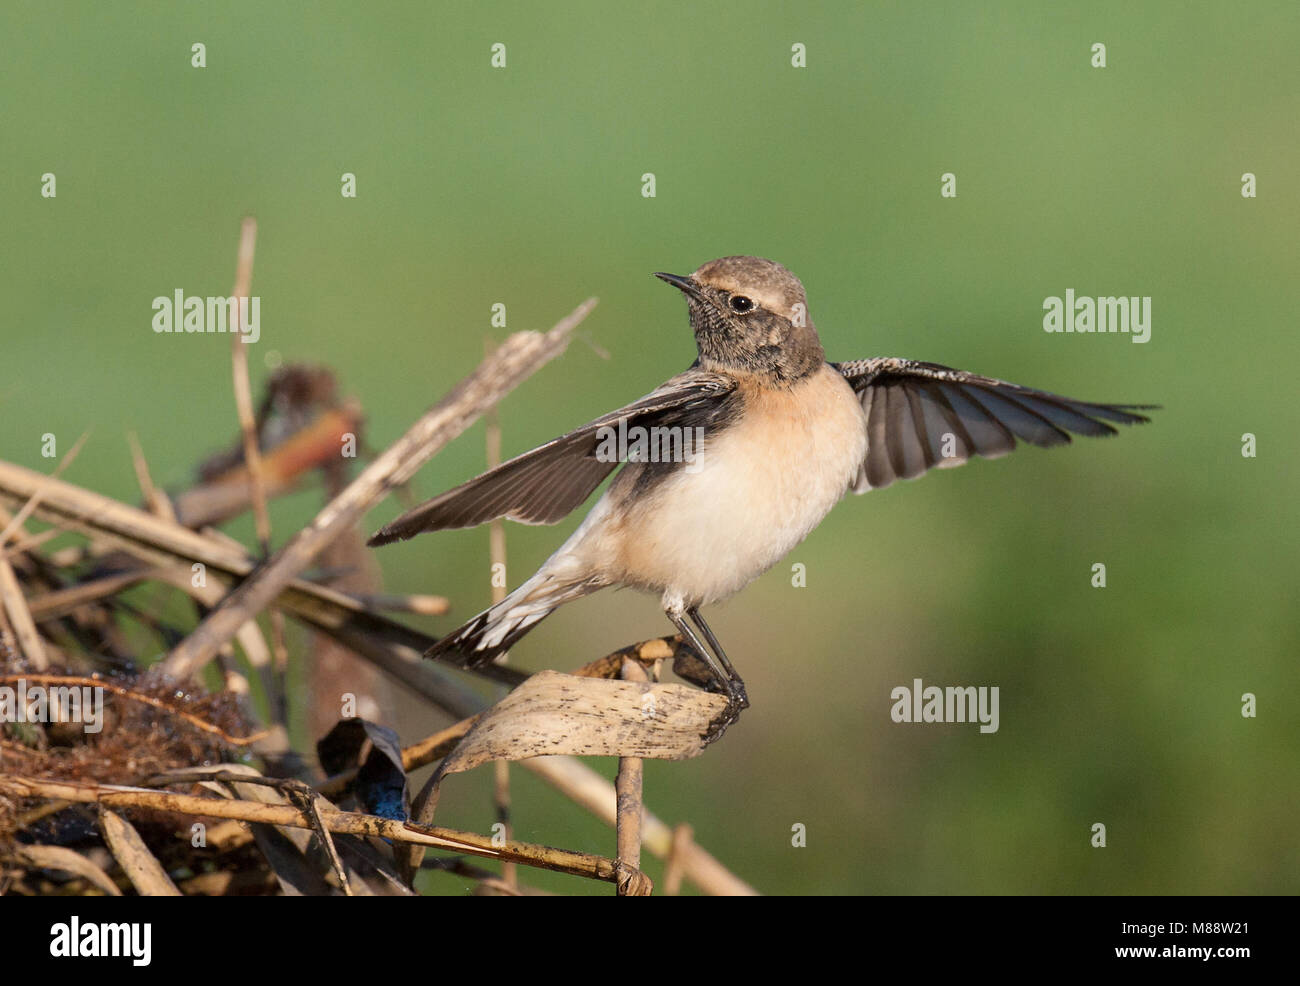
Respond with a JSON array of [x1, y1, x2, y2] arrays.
[[368, 370, 736, 545], [833, 358, 1156, 492]]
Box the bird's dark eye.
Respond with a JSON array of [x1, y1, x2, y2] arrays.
[[729, 295, 754, 313]]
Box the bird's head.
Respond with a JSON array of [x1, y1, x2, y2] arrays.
[[655, 256, 824, 382]]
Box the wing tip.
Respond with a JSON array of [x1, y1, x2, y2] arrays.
[[365, 529, 397, 548], [1100, 403, 1158, 427], [366, 517, 426, 548]]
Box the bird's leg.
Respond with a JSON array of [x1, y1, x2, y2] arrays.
[[686, 607, 748, 710], [665, 606, 748, 743], [665, 608, 730, 694]]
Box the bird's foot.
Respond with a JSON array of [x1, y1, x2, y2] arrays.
[[702, 679, 749, 746], [729, 678, 750, 710]]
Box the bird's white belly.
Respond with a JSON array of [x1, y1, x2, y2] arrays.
[[581, 366, 868, 606]]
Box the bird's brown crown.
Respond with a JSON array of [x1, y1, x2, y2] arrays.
[[691, 256, 809, 324]]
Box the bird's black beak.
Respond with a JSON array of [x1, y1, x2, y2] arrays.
[[654, 271, 703, 300]]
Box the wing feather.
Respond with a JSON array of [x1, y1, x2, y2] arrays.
[[835, 358, 1155, 493], [368, 371, 736, 544]]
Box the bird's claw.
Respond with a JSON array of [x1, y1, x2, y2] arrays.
[[701, 681, 748, 746]]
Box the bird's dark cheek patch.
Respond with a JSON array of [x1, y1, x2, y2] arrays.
[[694, 312, 738, 348], [689, 304, 727, 334]]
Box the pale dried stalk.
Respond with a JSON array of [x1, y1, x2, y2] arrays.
[[99, 808, 182, 896], [0, 557, 46, 670]]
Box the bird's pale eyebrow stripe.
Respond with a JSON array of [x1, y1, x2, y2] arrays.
[[696, 278, 787, 312]]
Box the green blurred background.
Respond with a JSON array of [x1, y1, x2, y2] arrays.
[[2, 1, 1296, 894]]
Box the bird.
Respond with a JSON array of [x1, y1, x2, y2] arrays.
[[368, 256, 1154, 723]]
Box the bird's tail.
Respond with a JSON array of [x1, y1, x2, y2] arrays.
[[426, 569, 601, 668]]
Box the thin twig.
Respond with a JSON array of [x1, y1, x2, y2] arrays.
[[228, 218, 268, 549], [297, 784, 353, 896], [0, 524, 66, 561], [25, 570, 156, 621], [127, 432, 176, 523], [1, 774, 622, 884], [615, 657, 652, 895]]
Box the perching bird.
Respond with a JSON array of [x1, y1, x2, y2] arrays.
[[368, 256, 1153, 719]]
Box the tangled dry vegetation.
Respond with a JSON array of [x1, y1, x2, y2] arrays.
[[0, 221, 754, 896]]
